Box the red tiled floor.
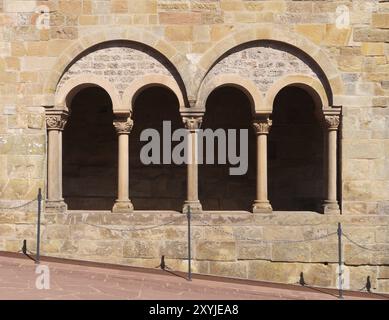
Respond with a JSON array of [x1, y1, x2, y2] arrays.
[[0, 255, 385, 300]]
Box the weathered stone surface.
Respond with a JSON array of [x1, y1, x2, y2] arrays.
[[377, 280, 389, 293], [0, 224, 15, 238], [361, 43, 385, 56], [301, 263, 335, 287], [372, 14, 389, 29], [272, 243, 311, 262], [195, 241, 236, 261], [348, 266, 378, 291], [310, 242, 338, 263], [353, 28, 389, 42], [344, 244, 372, 265], [0, 0, 388, 295], [237, 242, 271, 260], [263, 226, 304, 241], [209, 261, 248, 279], [159, 12, 202, 25], [295, 24, 326, 44], [203, 44, 318, 95], [165, 26, 193, 41], [160, 240, 188, 259], [123, 240, 159, 258], [248, 260, 300, 284], [79, 240, 123, 257]]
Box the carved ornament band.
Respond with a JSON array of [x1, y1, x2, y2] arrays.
[[113, 117, 134, 134], [253, 118, 272, 135], [46, 112, 68, 131], [183, 116, 202, 131], [324, 115, 340, 130]]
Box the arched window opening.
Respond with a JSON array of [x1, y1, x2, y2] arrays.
[[268, 86, 324, 212], [63, 87, 117, 210], [200, 86, 256, 211], [130, 86, 184, 211]]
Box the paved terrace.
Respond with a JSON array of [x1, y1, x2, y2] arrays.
[[0, 253, 386, 300]]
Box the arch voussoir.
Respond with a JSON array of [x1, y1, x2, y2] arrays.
[[122, 74, 186, 112], [55, 74, 123, 112], [196, 74, 265, 114], [43, 27, 188, 104], [197, 24, 345, 102]]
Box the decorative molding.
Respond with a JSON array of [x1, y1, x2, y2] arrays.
[[253, 117, 272, 135], [113, 117, 133, 134], [324, 115, 340, 130], [45, 111, 68, 131], [183, 116, 202, 131]]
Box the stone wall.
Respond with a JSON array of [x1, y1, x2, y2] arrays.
[[1, 209, 389, 292], [1, 0, 388, 213], [57, 44, 174, 96], [203, 43, 319, 92], [0, 0, 389, 293]]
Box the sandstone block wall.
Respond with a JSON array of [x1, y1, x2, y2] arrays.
[[1, 209, 389, 292], [0, 0, 388, 293], [1, 0, 388, 213]]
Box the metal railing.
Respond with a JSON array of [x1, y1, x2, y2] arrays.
[[2, 192, 387, 299], [2, 189, 43, 264]]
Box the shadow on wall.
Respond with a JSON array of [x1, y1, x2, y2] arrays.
[[200, 86, 256, 211], [63, 87, 117, 210], [130, 86, 185, 211], [268, 86, 324, 212]]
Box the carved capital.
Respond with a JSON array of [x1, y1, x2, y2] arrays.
[[183, 116, 202, 131], [324, 115, 340, 131], [253, 118, 272, 135], [113, 117, 133, 134], [45, 111, 68, 131]]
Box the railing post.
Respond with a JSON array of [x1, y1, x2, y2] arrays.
[[337, 222, 343, 299], [187, 206, 192, 281], [36, 188, 42, 264]]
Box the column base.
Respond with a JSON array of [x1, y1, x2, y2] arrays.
[[322, 200, 340, 214], [45, 200, 67, 213], [252, 200, 273, 213], [183, 200, 202, 214], [112, 200, 134, 213]]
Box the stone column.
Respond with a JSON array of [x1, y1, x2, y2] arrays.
[[112, 116, 134, 213], [45, 110, 68, 212], [322, 114, 340, 214], [183, 115, 203, 214], [252, 116, 273, 213]]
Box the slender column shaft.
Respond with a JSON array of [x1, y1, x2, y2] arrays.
[[327, 129, 337, 202], [323, 115, 340, 214], [112, 116, 134, 213], [117, 133, 129, 201], [187, 129, 198, 202], [45, 110, 68, 211], [252, 116, 272, 213], [257, 133, 268, 202], [47, 129, 61, 200], [183, 115, 202, 214]]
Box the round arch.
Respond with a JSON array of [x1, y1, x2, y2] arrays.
[[55, 74, 122, 112], [265, 75, 329, 116], [196, 74, 265, 114], [122, 74, 186, 112], [197, 25, 344, 105], [43, 27, 189, 103]]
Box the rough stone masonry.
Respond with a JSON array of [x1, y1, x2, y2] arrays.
[[0, 0, 389, 293]]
